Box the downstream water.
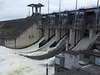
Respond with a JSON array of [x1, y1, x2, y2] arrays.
[[0, 46, 54, 75]]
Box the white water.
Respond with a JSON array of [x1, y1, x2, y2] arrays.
[[0, 46, 54, 75]]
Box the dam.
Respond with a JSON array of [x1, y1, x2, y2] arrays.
[[0, 2, 100, 75]]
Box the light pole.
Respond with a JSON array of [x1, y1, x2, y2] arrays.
[[96, 0, 99, 32], [59, 0, 61, 24], [74, 0, 78, 45], [97, 0, 99, 7], [59, 0, 62, 39], [48, 0, 49, 14], [59, 0, 61, 13], [74, 0, 78, 30]]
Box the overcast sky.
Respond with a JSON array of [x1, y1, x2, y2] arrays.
[[0, 0, 99, 21]]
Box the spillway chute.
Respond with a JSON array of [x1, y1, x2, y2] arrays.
[[21, 35, 68, 60]]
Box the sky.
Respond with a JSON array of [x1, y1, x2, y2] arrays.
[[0, 0, 99, 21]]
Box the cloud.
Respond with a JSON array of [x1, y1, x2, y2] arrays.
[[0, 0, 5, 11], [0, 0, 99, 21]]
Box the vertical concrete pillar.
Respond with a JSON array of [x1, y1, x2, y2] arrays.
[[69, 29, 75, 47], [75, 30, 83, 44], [44, 28, 50, 40], [74, 29, 85, 45], [66, 38, 69, 51], [80, 31, 84, 40], [32, 7, 34, 14], [79, 31, 81, 40], [65, 29, 67, 35], [55, 29, 60, 42], [75, 30, 78, 44], [39, 29, 42, 38], [61, 29, 66, 38], [50, 29, 55, 37], [89, 28, 96, 39], [39, 7, 41, 14]]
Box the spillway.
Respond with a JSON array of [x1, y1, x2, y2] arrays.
[[22, 35, 68, 60], [71, 32, 100, 51]]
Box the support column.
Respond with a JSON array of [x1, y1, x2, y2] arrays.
[[69, 29, 75, 47], [61, 29, 66, 38], [55, 29, 61, 42], [39, 29, 43, 38], [78, 31, 81, 41], [39, 7, 41, 13], [75, 30, 83, 44], [72, 30, 83, 46], [50, 29, 55, 37], [44, 28, 50, 40], [75, 30, 78, 44], [89, 28, 96, 39], [80, 31, 84, 40], [32, 7, 34, 14]]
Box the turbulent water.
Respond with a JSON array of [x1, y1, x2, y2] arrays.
[[0, 46, 54, 75]]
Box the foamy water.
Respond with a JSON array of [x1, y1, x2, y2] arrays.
[[0, 46, 54, 75]]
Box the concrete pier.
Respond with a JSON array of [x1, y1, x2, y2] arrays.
[[55, 29, 61, 42], [89, 28, 96, 39], [44, 28, 50, 40], [69, 29, 84, 48], [69, 29, 75, 47], [61, 29, 67, 38], [50, 29, 55, 37]]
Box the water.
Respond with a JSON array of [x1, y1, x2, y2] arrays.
[[0, 46, 54, 75]]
